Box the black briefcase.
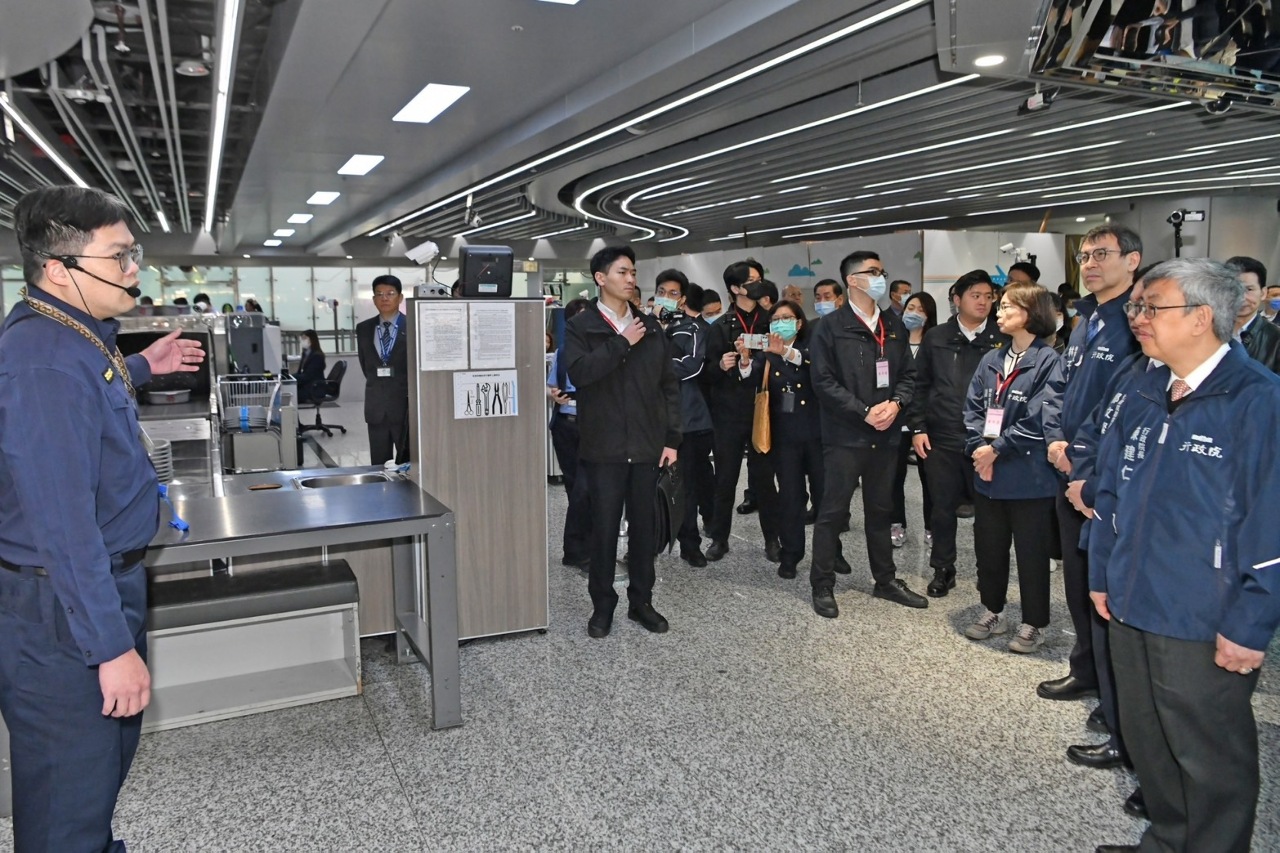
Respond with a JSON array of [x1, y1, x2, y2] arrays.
[[653, 462, 685, 556]]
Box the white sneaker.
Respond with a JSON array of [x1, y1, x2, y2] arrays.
[[890, 523, 906, 548], [964, 610, 1007, 640], [1008, 623, 1046, 653], [924, 530, 933, 548]]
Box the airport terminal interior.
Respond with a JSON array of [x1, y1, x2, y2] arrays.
[[2, 0, 1280, 850]]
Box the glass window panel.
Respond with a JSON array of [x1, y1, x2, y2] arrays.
[[135, 266, 162, 304], [313, 267, 354, 351], [271, 267, 315, 333], [236, 268, 272, 318], [353, 267, 391, 326]]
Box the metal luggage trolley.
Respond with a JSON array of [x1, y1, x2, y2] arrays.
[[217, 374, 300, 472]]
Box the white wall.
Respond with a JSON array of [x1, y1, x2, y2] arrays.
[[922, 230, 1067, 306], [1113, 195, 1280, 278]]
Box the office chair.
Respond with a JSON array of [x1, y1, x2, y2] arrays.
[[299, 360, 348, 437]]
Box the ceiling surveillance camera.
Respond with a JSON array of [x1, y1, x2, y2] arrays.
[[1000, 242, 1016, 253], [405, 240, 440, 265]]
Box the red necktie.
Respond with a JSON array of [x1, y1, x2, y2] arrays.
[[1170, 379, 1191, 401]]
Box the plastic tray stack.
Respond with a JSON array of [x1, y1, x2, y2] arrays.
[[148, 438, 174, 483]]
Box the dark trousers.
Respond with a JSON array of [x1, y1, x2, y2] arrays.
[[0, 560, 148, 853], [773, 436, 825, 567], [367, 416, 409, 466], [583, 461, 658, 613], [810, 443, 898, 590], [923, 446, 969, 570], [973, 493, 1054, 627], [552, 416, 592, 562], [1111, 621, 1261, 853], [677, 429, 715, 554], [893, 430, 932, 530], [708, 415, 778, 544]]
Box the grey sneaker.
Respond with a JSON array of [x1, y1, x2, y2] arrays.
[[1008, 623, 1046, 653], [964, 610, 1007, 640], [890, 523, 906, 548]]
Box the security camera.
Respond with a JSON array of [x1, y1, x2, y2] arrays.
[[1000, 242, 1016, 253], [1204, 95, 1231, 115], [1167, 209, 1185, 225], [404, 240, 440, 265]]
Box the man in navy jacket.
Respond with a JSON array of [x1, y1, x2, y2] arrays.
[[1090, 258, 1280, 853]]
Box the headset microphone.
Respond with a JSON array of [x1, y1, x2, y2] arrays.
[[61, 257, 143, 298]]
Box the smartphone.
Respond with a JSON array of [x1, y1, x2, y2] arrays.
[[741, 333, 769, 350]]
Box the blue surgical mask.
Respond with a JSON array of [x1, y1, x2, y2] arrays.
[[865, 275, 887, 301], [814, 301, 836, 317], [703, 311, 723, 323], [770, 318, 798, 340], [1066, 306, 1078, 318], [1269, 298, 1280, 312], [901, 311, 926, 330], [654, 296, 679, 315]]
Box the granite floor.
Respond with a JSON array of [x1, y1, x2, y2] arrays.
[[2, 407, 1276, 851]]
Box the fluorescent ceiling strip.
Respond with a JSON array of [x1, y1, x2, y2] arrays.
[[1187, 132, 1280, 151], [994, 158, 1270, 198], [735, 198, 854, 219], [1043, 173, 1280, 198], [155, 210, 171, 233], [1227, 164, 1280, 175], [456, 210, 537, 237], [803, 206, 887, 221], [949, 150, 1214, 192], [710, 220, 836, 240], [1028, 102, 1187, 137], [781, 216, 948, 239], [640, 180, 715, 200], [965, 181, 1280, 218], [287, 213, 314, 224], [370, 0, 940, 236], [778, 185, 812, 194], [864, 140, 1124, 188], [663, 195, 763, 216], [531, 224, 590, 240], [0, 95, 93, 188], [337, 154, 385, 176], [392, 84, 470, 124], [203, 0, 244, 232], [772, 128, 1014, 183]]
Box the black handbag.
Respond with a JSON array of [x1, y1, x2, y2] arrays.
[[653, 462, 685, 556]]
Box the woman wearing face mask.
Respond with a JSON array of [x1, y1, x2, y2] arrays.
[[735, 299, 822, 579], [891, 292, 936, 549], [296, 329, 327, 404], [1047, 293, 1070, 354]]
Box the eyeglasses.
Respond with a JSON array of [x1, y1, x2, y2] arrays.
[[856, 268, 887, 278], [1123, 300, 1205, 320], [1074, 248, 1128, 265], [994, 303, 1022, 313], [373, 290, 400, 299], [63, 244, 144, 273]]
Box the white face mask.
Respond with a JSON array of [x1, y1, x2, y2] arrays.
[[703, 311, 723, 323], [1055, 316, 1065, 332]]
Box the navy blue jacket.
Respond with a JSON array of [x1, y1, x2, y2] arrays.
[[0, 287, 160, 665], [963, 341, 1064, 500], [1071, 351, 1151, 509], [1089, 347, 1280, 651], [1045, 288, 1139, 451], [743, 339, 821, 444], [664, 312, 713, 434]]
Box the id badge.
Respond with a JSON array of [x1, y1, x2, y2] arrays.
[[377, 366, 394, 378], [781, 387, 796, 413], [875, 358, 890, 389], [983, 407, 1004, 439]]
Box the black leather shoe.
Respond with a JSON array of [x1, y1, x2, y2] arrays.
[[873, 578, 928, 609], [706, 540, 729, 561], [561, 555, 591, 570], [956, 503, 975, 519], [1123, 787, 1147, 820], [627, 602, 669, 633], [587, 610, 613, 638], [681, 548, 708, 568], [926, 566, 956, 597], [736, 496, 757, 515], [812, 588, 838, 618], [1037, 674, 1100, 701], [805, 508, 818, 525], [778, 562, 797, 579], [833, 553, 852, 574], [1066, 741, 1127, 770], [764, 538, 781, 563], [1087, 706, 1110, 734], [1095, 846, 1138, 852]]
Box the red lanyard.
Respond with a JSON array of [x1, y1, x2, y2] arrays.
[[598, 305, 628, 333], [735, 309, 757, 336], [857, 314, 886, 357], [993, 368, 1022, 406]]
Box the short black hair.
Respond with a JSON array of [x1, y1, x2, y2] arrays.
[[814, 278, 843, 297], [172, 297, 189, 306], [372, 274, 402, 294], [194, 292, 211, 305], [745, 259, 765, 280], [1008, 261, 1041, 283], [1083, 224, 1143, 258], [949, 269, 994, 300], [564, 297, 592, 320], [756, 279, 779, 304], [839, 251, 881, 282], [684, 282, 705, 311], [890, 279, 913, 295], [590, 246, 636, 280], [723, 261, 752, 290], [700, 289, 723, 309], [13, 185, 132, 284], [1225, 256, 1268, 289], [904, 291, 938, 332], [139, 295, 154, 305]]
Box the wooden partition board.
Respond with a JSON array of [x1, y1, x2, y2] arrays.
[[407, 298, 549, 639]]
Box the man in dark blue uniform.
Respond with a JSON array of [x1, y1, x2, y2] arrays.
[[1090, 258, 1280, 853], [0, 186, 205, 852]]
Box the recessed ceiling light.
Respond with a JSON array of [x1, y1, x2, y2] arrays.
[[974, 54, 1005, 67], [392, 83, 470, 124], [263, 239, 282, 247], [337, 154, 385, 176], [307, 191, 340, 205], [287, 213, 314, 224], [1075, 216, 1087, 222], [242, 253, 251, 259], [345, 255, 353, 260], [273, 228, 295, 237], [538, 0, 581, 4]]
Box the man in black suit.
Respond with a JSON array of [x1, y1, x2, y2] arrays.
[[356, 274, 410, 465]]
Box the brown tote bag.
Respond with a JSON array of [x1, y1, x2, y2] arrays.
[[751, 368, 771, 454]]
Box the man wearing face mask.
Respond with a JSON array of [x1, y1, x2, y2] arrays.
[[701, 290, 724, 324], [1226, 256, 1280, 375], [809, 251, 926, 618], [704, 262, 781, 563], [813, 279, 846, 321], [908, 270, 1007, 598]]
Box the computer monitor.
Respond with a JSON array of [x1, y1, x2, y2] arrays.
[[460, 245, 514, 298]]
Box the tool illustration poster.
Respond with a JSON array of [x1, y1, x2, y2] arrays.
[[453, 370, 518, 419]]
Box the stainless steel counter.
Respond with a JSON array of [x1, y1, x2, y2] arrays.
[[146, 468, 462, 729]]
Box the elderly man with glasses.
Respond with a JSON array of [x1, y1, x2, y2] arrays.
[[1089, 258, 1280, 853], [357, 274, 411, 465]]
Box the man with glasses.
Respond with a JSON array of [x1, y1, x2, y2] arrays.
[[0, 185, 205, 851], [1089, 258, 1280, 853], [357, 274, 410, 465], [809, 250, 926, 618], [1041, 225, 1142, 773], [1226, 256, 1280, 374]]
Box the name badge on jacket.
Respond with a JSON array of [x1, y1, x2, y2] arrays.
[[377, 366, 395, 378]]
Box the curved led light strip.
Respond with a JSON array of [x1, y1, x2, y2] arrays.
[[620, 177, 693, 242]]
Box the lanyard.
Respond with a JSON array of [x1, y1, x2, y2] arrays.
[[857, 314, 886, 357], [735, 309, 758, 336], [993, 368, 1022, 406], [598, 305, 628, 333]]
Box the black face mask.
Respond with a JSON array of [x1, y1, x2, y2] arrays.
[[745, 283, 768, 302]]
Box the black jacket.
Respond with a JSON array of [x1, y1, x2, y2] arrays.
[[563, 300, 682, 464], [356, 314, 409, 426], [809, 302, 916, 449], [743, 339, 821, 444], [703, 303, 769, 422], [664, 312, 713, 434], [1241, 313, 1280, 375], [907, 316, 1010, 453]]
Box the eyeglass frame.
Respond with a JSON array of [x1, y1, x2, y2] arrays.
[[1122, 300, 1206, 320], [852, 267, 887, 278], [53, 244, 145, 274], [1074, 247, 1134, 265]]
